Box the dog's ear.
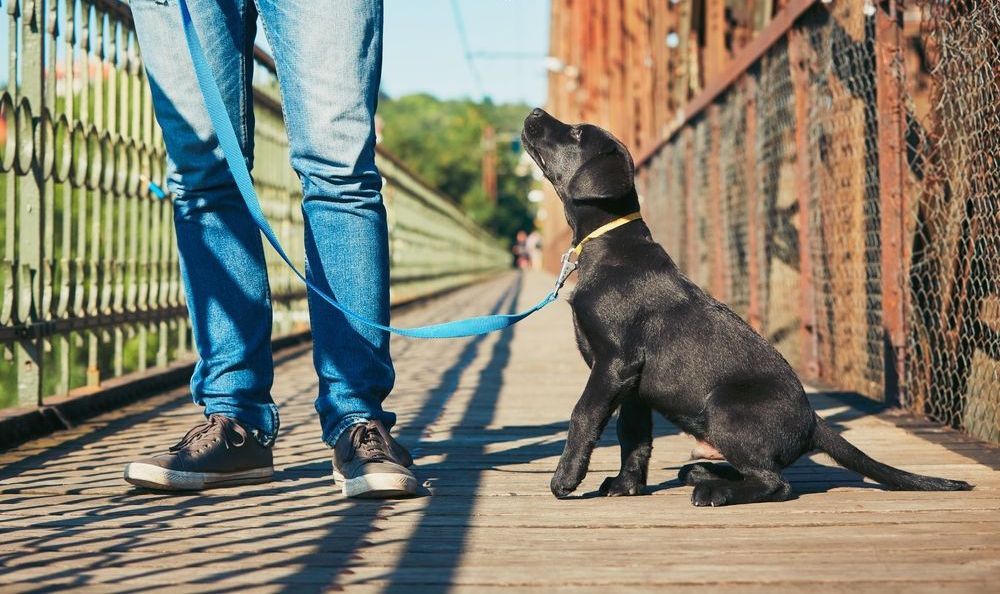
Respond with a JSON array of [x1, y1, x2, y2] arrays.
[[565, 148, 635, 200]]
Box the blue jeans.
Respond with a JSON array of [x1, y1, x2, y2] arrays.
[[130, 0, 395, 447]]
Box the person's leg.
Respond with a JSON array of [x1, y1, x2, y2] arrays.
[[130, 0, 279, 444], [254, 0, 395, 447]]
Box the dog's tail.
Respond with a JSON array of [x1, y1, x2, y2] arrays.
[[811, 417, 972, 491]]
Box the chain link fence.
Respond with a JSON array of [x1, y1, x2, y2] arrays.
[[754, 38, 803, 372], [719, 85, 750, 320], [803, 2, 885, 399], [903, 1, 1000, 443], [636, 1, 999, 443]]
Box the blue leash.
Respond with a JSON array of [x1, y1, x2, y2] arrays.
[[174, 0, 565, 339]]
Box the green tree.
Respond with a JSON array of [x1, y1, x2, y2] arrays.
[[377, 93, 537, 245]]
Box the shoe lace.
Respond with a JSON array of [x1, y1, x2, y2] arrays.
[[351, 421, 392, 462], [169, 415, 248, 453]]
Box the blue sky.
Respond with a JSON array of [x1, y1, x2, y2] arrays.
[[0, 0, 550, 106], [382, 0, 551, 106]]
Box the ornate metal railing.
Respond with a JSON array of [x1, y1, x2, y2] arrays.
[[0, 0, 509, 409]]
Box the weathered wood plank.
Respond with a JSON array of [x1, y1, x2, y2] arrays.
[[1, 272, 998, 590]]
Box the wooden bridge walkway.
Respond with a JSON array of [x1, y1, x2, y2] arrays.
[[1, 272, 998, 592]]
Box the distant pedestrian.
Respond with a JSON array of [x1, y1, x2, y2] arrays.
[[526, 230, 543, 270], [513, 230, 530, 269]]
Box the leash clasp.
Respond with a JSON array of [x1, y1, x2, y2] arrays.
[[553, 247, 578, 297]]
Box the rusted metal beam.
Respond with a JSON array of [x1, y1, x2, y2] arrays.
[[744, 76, 762, 331], [704, 0, 728, 80], [608, 0, 624, 136], [652, 4, 669, 137], [623, 0, 636, 149], [684, 127, 698, 277], [636, 0, 820, 169], [788, 29, 819, 379], [708, 104, 727, 300], [875, 0, 908, 404], [674, 0, 693, 111]]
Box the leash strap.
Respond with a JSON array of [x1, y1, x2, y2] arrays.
[[177, 0, 559, 339]]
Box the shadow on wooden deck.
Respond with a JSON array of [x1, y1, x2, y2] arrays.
[[0, 272, 997, 592]]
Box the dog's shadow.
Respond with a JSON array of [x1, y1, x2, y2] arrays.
[[573, 456, 883, 500], [570, 394, 892, 500]]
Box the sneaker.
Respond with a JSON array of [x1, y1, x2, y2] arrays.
[[333, 420, 418, 498], [123, 414, 274, 490]]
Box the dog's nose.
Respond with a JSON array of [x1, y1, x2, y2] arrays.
[[530, 107, 546, 118]]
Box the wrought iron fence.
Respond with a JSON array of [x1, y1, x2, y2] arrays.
[[0, 0, 509, 409], [635, 1, 999, 443]]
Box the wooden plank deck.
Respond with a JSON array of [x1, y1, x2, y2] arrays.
[[1, 271, 998, 592]]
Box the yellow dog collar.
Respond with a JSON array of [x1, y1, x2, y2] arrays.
[[550, 212, 643, 297], [572, 212, 642, 257]]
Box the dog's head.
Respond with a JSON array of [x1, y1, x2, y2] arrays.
[[521, 108, 635, 204]]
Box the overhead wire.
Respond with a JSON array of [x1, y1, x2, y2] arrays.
[[450, 0, 486, 101]]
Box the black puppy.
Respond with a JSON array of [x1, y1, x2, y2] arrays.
[[521, 108, 972, 506]]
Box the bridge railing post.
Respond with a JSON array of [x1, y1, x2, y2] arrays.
[[788, 28, 820, 381], [874, 0, 907, 406], [15, 0, 45, 408], [743, 76, 762, 333]]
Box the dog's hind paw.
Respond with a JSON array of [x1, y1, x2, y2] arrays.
[[598, 474, 644, 497], [691, 483, 734, 507]]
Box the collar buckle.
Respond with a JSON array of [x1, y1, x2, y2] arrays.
[[551, 212, 641, 298], [553, 247, 578, 296]]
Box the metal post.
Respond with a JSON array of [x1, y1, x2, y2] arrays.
[[684, 127, 698, 278], [705, 0, 728, 80], [675, 0, 692, 109], [16, 0, 45, 407], [875, 0, 907, 404], [744, 76, 762, 331], [708, 104, 727, 301], [788, 29, 819, 379], [481, 126, 497, 203]]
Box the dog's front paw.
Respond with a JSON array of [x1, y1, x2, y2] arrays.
[[599, 474, 644, 497], [550, 471, 579, 498]]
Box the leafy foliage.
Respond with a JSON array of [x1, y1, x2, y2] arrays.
[[377, 93, 537, 245]]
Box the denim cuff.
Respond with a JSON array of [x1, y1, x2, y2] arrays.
[[324, 414, 376, 449], [203, 401, 281, 447]]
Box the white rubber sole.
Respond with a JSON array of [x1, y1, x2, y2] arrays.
[[123, 462, 273, 491], [332, 469, 419, 498]]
